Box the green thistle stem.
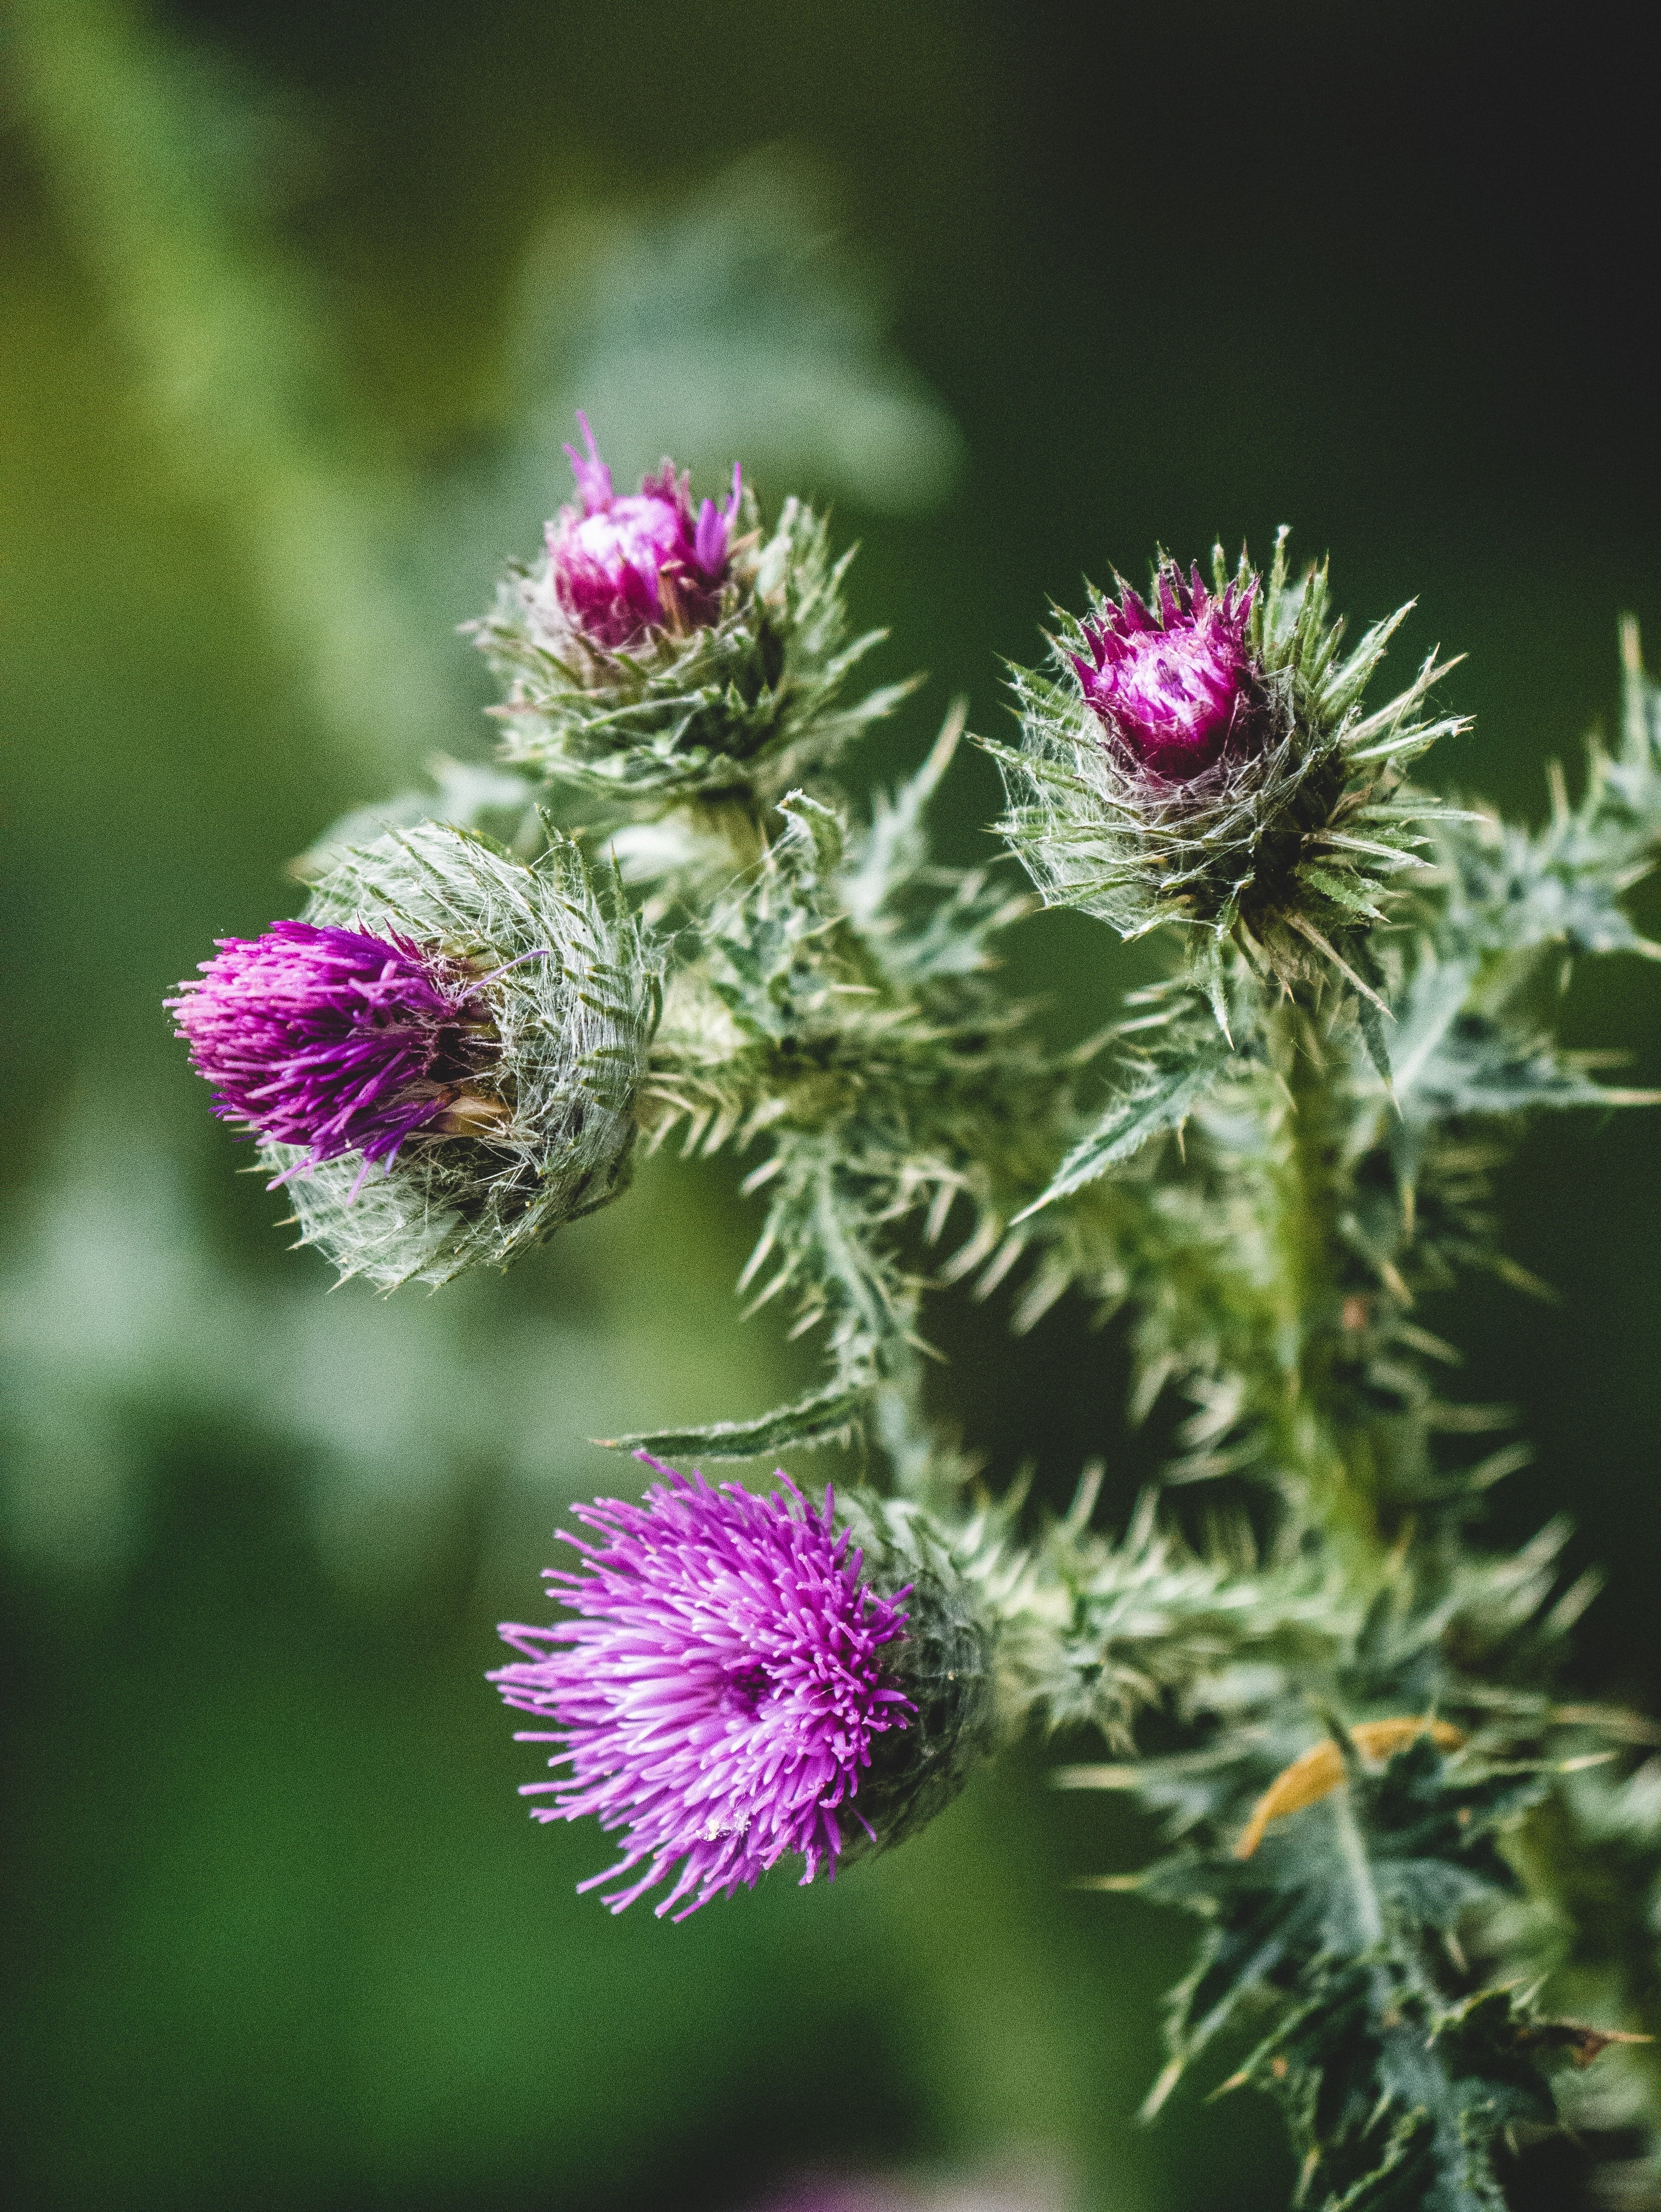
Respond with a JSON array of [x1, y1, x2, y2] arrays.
[[1272, 994, 1384, 1558]]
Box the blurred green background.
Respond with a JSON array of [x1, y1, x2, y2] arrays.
[[3, 3, 1659, 2207]]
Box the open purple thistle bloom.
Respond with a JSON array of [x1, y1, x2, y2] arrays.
[[490, 1459, 915, 1920], [1073, 563, 1262, 781], [168, 920, 495, 1185], [549, 412, 743, 651]]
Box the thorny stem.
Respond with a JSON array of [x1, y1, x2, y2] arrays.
[[1266, 990, 1383, 1560]]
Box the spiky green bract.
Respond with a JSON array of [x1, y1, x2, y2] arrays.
[[830, 1488, 1003, 1854], [987, 530, 1467, 1007], [269, 821, 658, 1287], [471, 491, 915, 811], [1004, 1484, 1348, 1750], [1068, 1547, 1637, 2212], [617, 712, 1082, 1463]]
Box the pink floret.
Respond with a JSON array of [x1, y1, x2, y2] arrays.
[[490, 1458, 914, 1920], [167, 920, 483, 1186], [1072, 564, 1262, 780], [550, 413, 743, 651]]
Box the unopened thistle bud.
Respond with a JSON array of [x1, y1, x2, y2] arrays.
[[170, 822, 657, 1287], [490, 1461, 996, 1919], [991, 533, 1464, 1000], [471, 413, 912, 810]]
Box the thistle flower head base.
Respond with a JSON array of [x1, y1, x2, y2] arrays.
[[994, 535, 1466, 972], [472, 419, 906, 812], [170, 824, 657, 1288]]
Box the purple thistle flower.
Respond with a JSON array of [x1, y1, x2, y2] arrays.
[[168, 919, 502, 1186], [549, 412, 744, 652], [490, 1458, 916, 1920], [1072, 562, 1262, 781]]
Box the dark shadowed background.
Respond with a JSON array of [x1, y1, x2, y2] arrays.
[[3, 3, 1658, 2208]]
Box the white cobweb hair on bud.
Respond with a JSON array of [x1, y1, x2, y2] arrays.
[[268, 820, 659, 1288]]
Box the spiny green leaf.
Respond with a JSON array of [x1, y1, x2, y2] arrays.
[[599, 1380, 871, 1462], [1014, 1044, 1231, 1219]]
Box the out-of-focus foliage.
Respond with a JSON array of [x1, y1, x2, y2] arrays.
[[0, 1099, 778, 1582], [474, 147, 965, 534]]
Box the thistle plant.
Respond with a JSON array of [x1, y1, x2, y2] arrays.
[[171, 434, 1661, 2209]]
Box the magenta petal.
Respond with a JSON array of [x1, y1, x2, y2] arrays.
[[693, 496, 729, 578], [562, 410, 615, 515]]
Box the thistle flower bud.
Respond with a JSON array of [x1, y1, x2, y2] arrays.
[[171, 822, 657, 1287], [991, 533, 1465, 1002], [471, 414, 911, 809], [551, 413, 743, 651], [490, 1461, 996, 1919], [1073, 564, 1263, 781]]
